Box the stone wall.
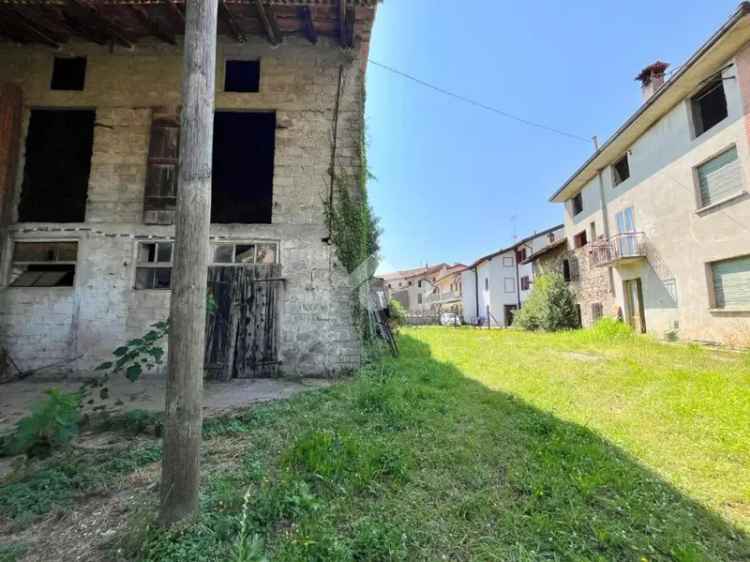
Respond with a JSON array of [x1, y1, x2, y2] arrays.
[[533, 244, 616, 328], [0, 36, 365, 377]]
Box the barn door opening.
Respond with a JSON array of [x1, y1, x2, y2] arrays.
[[205, 264, 281, 380]]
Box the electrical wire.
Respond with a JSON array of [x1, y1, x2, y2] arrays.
[[368, 59, 592, 144]]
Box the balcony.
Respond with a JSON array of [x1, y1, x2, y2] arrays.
[[424, 290, 462, 305], [590, 232, 648, 267]]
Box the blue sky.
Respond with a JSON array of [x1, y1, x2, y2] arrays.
[[365, 0, 739, 273]]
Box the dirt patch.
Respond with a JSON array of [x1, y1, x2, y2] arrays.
[[559, 351, 603, 363], [0, 376, 335, 434]]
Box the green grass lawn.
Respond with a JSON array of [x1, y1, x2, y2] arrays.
[[2, 324, 749, 561]]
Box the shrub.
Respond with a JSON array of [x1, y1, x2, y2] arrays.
[[2, 389, 81, 457], [514, 273, 578, 331], [388, 298, 406, 327]]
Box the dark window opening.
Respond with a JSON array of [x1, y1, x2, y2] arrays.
[[613, 154, 630, 185], [574, 230, 588, 248], [212, 112, 275, 224], [571, 193, 583, 215], [592, 302, 603, 322], [484, 278, 489, 291], [692, 78, 728, 137], [19, 110, 94, 222], [520, 276, 530, 291], [10, 241, 78, 287], [225, 60, 260, 93], [516, 248, 527, 262], [563, 259, 571, 282], [51, 57, 87, 91]]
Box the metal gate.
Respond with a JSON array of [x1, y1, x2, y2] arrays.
[[205, 264, 282, 380]]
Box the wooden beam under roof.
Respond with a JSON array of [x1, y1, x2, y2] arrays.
[[163, 0, 185, 27], [65, 0, 134, 48], [129, 5, 176, 45], [254, 0, 281, 45], [218, 1, 246, 43], [0, 7, 62, 49], [297, 6, 317, 44]]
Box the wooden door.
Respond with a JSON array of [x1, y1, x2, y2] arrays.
[[624, 278, 646, 333], [205, 264, 281, 380]]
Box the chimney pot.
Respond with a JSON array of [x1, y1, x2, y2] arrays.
[[636, 61, 670, 101]]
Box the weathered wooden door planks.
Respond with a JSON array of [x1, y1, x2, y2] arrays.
[[205, 264, 281, 380]]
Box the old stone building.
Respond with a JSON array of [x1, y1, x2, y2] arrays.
[[0, 1, 378, 377]]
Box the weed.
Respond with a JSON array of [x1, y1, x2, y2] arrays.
[[2, 389, 81, 458], [0, 544, 27, 562]]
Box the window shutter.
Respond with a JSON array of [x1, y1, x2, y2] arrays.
[[697, 146, 742, 208], [712, 255, 750, 309], [143, 110, 180, 225]]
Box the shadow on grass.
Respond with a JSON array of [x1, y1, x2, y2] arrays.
[[337, 334, 750, 562], [21, 334, 746, 562]]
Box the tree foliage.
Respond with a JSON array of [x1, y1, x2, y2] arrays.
[[514, 273, 579, 331]]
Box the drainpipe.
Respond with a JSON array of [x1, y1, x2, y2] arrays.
[[593, 136, 615, 296], [473, 265, 479, 322]]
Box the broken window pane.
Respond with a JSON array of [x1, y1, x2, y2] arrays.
[[138, 243, 157, 264], [225, 60, 260, 93], [613, 154, 630, 185], [256, 244, 277, 264], [235, 245, 255, 263], [10, 242, 78, 288], [157, 243, 172, 263]]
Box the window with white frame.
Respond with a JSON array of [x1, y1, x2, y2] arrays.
[[612, 153, 630, 186], [504, 277, 515, 293], [502, 256, 514, 267], [696, 146, 744, 209], [691, 76, 728, 137], [9, 241, 78, 287], [135, 241, 173, 289]]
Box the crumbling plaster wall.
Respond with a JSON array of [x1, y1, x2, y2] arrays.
[[0, 35, 364, 376]]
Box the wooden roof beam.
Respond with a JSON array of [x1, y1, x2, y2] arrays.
[[164, 1, 185, 27], [297, 6, 317, 44], [0, 8, 62, 49], [65, 0, 134, 48], [129, 5, 177, 45], [218, 1, 246, 43], [255, 0, 281, 45]]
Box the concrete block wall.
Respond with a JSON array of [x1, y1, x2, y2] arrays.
[[0, 36, 365, 377]]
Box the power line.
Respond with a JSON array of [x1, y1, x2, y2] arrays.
[[367, 59, 591, 144]]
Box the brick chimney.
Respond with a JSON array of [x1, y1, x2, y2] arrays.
[[636, 61, 670, 101]]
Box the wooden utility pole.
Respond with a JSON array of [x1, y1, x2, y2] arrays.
[[159, 0, 219, 526]]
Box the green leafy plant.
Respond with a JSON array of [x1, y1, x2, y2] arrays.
[[388, 298, 406, 328], [514, 273, 579, 331], [94, 319, 170, 384], [2, 389, 81, 457]]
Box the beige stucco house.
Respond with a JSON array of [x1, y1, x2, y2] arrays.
[[549, 3, 750, 345]]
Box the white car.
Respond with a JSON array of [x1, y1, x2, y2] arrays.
[[440, 312, 461, 326]]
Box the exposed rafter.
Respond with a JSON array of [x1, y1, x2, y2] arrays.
[[163, 0, 185, 27], [218, 1, 245, 43], [129, 5, 176, 45], [255, 0, 281, 45], [0, 7, 62, 49], [64, 0, 134, 48]]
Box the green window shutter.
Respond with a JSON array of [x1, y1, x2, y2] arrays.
[[712, 255, 750, 308], [697, 146, 742, 207]]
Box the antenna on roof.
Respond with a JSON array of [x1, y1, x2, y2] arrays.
[[510, 215, 518, 242]]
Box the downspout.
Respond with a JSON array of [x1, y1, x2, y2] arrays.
[[473, 265, 479, 321], [593, 136, 615, 295]]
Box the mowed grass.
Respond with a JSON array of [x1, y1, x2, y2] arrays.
[[123, 324, 749, 562], [3, 324, 749, 561]]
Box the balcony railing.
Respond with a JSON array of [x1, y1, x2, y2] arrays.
[[590, 232, 648, 267], [424, 290, 462, 305]]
